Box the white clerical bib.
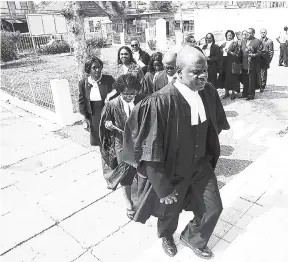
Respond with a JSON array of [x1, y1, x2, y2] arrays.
[[174, 79, 206, 126], [120, 96, 135, 118]]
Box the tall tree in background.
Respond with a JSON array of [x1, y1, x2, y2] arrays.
[[149, 1, 173, 12], [62, 2, 87, 79]]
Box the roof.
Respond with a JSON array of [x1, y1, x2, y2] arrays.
[[34, 1, 108, 17]]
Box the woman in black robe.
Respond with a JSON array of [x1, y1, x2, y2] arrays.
[[219, 30, 242, 100], [78, 57, 116, 146], [141, 52, 164, 95], [99, 74, 146, 219], [202, 33, 221, 88]]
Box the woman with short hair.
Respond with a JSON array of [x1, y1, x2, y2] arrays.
[[219, 30, 242, 100], [78, 57, 115, 146], [113, 46, 145, 83], [202, 33, 221, 88], [99, 74, 146, 219], [141, 52, 164, 95]]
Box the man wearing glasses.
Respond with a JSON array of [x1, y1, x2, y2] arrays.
[[131, 39, 151, 74], [154, 51, 177, 92]]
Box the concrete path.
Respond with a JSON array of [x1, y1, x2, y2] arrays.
[[1, 51, 288, 261]]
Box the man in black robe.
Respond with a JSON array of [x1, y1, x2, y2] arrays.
[[122, 46, 230, 259], [153, 51, 177, 92]]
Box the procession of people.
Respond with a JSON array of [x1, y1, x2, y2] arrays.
[[78, 27, 284, 260]]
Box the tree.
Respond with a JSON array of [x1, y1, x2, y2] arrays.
[[62, 2, 87, 79], [149, 1, 173, 12]]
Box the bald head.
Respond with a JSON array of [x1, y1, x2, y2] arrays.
[[176, 46, 208, 91], [163, 51, 177, 65], [162, 51, 177, 76], [177, 46, 206, 70]]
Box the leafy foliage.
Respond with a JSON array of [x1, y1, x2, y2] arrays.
[[147, 40, 157, 51], [149, 1, 173, 12], [38, 40, 70, 55], [1, 31, 21, 62], [86, 37, 110, 48]]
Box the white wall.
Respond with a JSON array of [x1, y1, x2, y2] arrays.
[[194, 8, 288, 49]]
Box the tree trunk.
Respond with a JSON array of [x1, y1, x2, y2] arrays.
[[64, 1, 86, 80]]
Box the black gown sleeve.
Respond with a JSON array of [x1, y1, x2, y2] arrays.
[[137, 161, 174, 199], [214, 89, 230, 134], [78, 79, 89, 119]]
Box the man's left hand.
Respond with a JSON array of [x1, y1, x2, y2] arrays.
[[160, 190, 178, 205]]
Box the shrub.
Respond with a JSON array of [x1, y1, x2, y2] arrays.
[[86, 36, 109, 48], [38, 40, 70, 55], [147, 39, 157, 51], [1, 31, 21, 62]]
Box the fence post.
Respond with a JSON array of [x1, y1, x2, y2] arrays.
[[28, 80, 36, 103], [50, 79, 75, 126], [120, 32, 125, 45]]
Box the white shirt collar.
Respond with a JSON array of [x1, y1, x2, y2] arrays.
[[133, 50, 140, 61], [167, 74, 176, 83], [173, 77, 206, 126], [88, 75, 102, 86], [120, 96, 135, 118]]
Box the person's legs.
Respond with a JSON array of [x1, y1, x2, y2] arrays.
[[260, 68, 268, 91], [122, 185, 133, 211], [180, 163, 223, 249], [279, 44, 285, 65], [241, 70, 249, 97], [283, 43, 288, 66], [247, 70, 257, 98]]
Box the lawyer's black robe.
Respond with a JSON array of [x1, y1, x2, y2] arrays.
[[122, 81, 230, 223]]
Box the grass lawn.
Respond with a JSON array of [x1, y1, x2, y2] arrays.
[[1, 46, 155, 112]]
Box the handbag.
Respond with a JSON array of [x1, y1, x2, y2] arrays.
[[104, 161, 136, 191], [232, 62, 242, 75]]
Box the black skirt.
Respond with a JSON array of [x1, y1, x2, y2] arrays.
[[89, 101, 103, 146]]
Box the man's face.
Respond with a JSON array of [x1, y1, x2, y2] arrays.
[[242, 31, 247, 40], [180, 59, 208, 91], [260, 30, 267, 38], [131, 41, 140, 52], [164, 62, 177, 76], [247, 29, 254, 40]]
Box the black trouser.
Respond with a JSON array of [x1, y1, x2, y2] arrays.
[[260, 68, 268, 89], [279, 43, 287, 65], [157, 161, 223, 249], [241, 69, 258, 97]]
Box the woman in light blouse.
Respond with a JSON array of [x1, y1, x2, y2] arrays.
[[219, 30, 242, 100], [78, 57, 116, 146], [113, 46, 145, 83], [202, 33, 221, 88]]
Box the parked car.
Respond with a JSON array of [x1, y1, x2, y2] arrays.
[[197, 31, 241, 47]]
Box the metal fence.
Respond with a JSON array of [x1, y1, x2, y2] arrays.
[[16, 33, 69, 54], [1, 76, 55, 112]]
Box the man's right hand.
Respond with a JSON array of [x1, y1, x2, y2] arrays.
[[160, 190, 178, 205]]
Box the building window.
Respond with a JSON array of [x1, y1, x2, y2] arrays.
[[89, 20, 94, 32], [20, 2, 28, 9], [128, 1, 132, 7]]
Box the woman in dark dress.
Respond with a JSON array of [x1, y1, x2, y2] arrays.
[[219, 30, 242, 100], [78, 57, 115, 146], [99, 74, 146, 219], [202, 33, 221, 88], [141, 52, 164, 95]]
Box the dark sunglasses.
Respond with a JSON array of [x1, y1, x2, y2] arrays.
[[165, 66, 175, 70], [131, 44, 138, 47]]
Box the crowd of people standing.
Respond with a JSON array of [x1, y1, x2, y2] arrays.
[[77, 27, 286, 260]]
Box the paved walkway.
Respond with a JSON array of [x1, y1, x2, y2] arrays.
[[1, 94, 288, 261]]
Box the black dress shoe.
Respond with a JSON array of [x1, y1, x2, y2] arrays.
[[180, 236, 214, 259], [162, 236, 177, 257], [240, 94, 248, 98], [260, 88, 264, 93], [279, 64, 284, 66], [246, 96, 255, 100], [230, 92, 236, 100]]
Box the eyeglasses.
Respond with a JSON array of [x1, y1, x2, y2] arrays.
[[131, 44, 138, 47], [122, 93, 136, 96], [165, 66, 175, 70]]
